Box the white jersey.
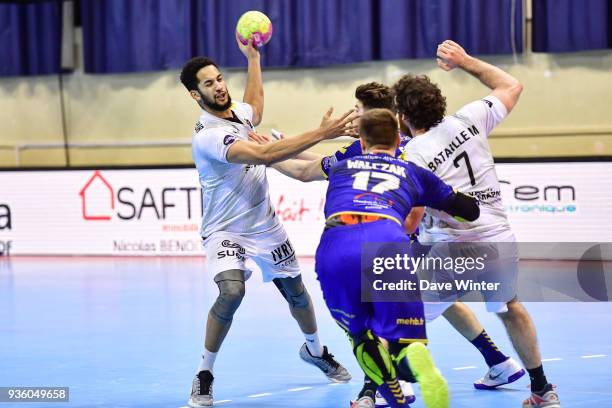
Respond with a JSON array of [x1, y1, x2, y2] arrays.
[[402, 96, 512, 242], [192, 102, 279, 238]]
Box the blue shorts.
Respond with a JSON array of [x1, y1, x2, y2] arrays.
[[315, 220, 426, 343]]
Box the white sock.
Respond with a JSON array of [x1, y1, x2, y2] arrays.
[[304, 331, 324, 357], [197, 348, 217, 374]]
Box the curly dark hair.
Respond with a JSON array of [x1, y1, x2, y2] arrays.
[[355, 82, 395, 111], [180, 56, 218, 91], [393, 74, 446, 131]]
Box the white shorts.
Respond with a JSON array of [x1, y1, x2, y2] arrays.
[[424, 300, 508, 322], [203, 223, 301, 282], [421, 233, 519, 321]]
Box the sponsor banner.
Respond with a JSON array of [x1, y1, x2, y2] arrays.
[[0, 162, 611, 256]]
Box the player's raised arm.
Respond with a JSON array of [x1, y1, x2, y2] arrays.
[[226, 108, 357, 166], [237, 34, 264, 125], [436, 40, 523, 113]]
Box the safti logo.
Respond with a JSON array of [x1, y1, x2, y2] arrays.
[[79, 171, 202, 222], [79, 171, 115, 220]]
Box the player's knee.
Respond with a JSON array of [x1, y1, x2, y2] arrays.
[[220, 280, 246, 300], [497, 297, 521, 319], [273, 276, 311, 309], [211, 272, 246, 323], [349, 329, 372, 349], [351, 330, 395, 384]]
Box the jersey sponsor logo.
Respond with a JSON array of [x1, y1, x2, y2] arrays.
[[194, 122, 204, 133], [396, 317, 425, 326], [223, 135, 236, 146], [217, 240, 246, 260], [468, 188, 502, 204], [426, 126, 479, 172], [353, 192, 394, 210], [271, 239, 296, 266]]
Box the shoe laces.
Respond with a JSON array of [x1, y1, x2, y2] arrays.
[[197, 371, 213, 395], [321, 347, 340, 370]]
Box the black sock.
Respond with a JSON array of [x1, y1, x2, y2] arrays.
[[358, 374, 378, 398], [527, 365, 548, 393]]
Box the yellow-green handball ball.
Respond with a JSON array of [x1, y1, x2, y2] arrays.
[[236, 11, 273, 47]]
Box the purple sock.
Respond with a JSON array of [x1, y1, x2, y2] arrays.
[[470, 329, 508, 367], [378, 379, 410, 408]]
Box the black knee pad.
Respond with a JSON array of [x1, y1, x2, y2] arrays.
[[273, 275, 311, 309], [211, 270, 246, 323], [350, 330, 396, 384]]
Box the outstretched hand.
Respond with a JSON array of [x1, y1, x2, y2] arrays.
[[319, 107, 360, 140], [436, 40, 469, 71]]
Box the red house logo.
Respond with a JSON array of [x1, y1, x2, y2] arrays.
[[79, 171, 115, 220]]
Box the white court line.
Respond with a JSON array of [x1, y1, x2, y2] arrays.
[[329, 382, 343, 386], [581, 354, 607, 359], [452, 366, 478, 370], [216, 400, 232, 404], [542, 357, 563, 362], [248, 393, 273, 398], [288, 387, 313, 392]]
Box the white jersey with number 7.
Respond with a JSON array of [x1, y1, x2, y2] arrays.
[[401, 95, 513, 242]]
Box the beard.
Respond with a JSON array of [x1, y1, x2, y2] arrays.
[[200, 90, 232, 112]]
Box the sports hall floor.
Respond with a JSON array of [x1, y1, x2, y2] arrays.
[[1, 256, 611, 408]]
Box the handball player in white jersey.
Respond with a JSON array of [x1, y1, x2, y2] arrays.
[[179, 36, 354, 407], [396, 40, 560, 408]]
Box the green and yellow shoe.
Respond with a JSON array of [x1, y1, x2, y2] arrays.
[[406, 342, 449, 408]]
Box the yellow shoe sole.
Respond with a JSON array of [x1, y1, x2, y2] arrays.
[[406, 342, 449, 408]]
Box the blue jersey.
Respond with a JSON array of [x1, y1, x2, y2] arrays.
[[324, 153, 455, 225], [320, 132, 412, 178]]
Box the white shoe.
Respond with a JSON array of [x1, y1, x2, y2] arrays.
[[375, 381, 415, 407], [187, 370, 214, 407], [299, 343, 352, 383], [474, 357, 525, 390], [351, 395, 375, 408]]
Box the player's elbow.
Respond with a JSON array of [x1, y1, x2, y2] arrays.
[[509, 81, 523, 98], [450, 192, 480, 222], [498, 81, 523, 113]]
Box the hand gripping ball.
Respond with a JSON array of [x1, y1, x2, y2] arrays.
[[236, 11, 273, 48]]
